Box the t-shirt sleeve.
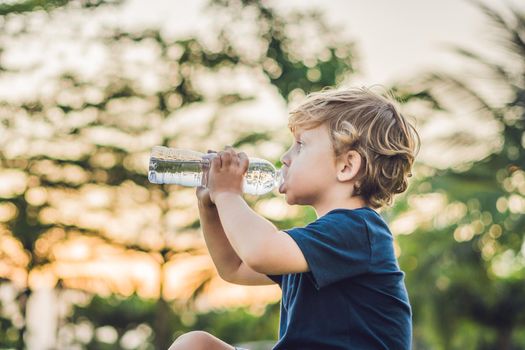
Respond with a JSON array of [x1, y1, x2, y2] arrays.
[[285, 210, 371, 290], [266, 273, 283, 287]]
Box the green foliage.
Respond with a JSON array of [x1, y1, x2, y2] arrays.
[[0, 0, 71, 15], [0, 0, 356, 348], [191, 302, 280, 346], [2, 0, 522, 348], [393, 2, 525, 349], [0, 0, 120, 16], [64, 293, 279, 349]]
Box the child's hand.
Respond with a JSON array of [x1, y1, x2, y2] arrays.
[[196, 186, 215, 209], [208, 146, 249, 203], [196, 150, 217, 209]]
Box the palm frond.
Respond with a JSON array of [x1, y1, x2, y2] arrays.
[[424, 72, 500, 118], [469, 0, 525, 58], [445, 45, 518, 86]]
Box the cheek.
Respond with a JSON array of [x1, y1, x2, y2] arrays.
[[289, 154, 334, 186], [287, 159, 316, 189], [287, 158, 304, 182]]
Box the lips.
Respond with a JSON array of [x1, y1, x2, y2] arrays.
[[278, 171, 287, 193]]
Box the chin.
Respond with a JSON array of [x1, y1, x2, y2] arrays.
[[284, 193, 307, 206], [283, 193, 295, 205]]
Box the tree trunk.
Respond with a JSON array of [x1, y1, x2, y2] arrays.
[[154, 262, 172, 350], [17, 287, 30, 349], [496, 327, 512, 350], [154, 297, 171, 350]]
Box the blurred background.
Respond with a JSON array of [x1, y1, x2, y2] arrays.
[[0, 0, 524, 349]]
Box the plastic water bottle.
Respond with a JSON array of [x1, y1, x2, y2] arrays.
[[148, 146, 283, 195]]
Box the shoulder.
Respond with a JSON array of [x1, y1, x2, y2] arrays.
[[323, 207, 390, 230], [313, 207, 375, 230], [310, 207, 393, 244], [288, 208, 371, 245]]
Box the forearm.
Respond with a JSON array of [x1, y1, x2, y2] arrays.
[[214, 192, 278, 266], [198, 203, 243, 278]]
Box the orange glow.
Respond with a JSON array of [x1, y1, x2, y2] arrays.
[[163, 254, 215, 300], [194, 275, 281, 314], [0, 228, 30, 267], [0, 165, 283, 311], [21, 230, 281, 311]]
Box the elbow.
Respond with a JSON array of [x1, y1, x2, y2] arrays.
[[217, 270, 230, 283], [217, 267, 237, 284], [247, 251, 271, 274], [244, 252, 265, 273]]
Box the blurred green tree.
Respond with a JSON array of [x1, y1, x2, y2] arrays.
[[0, 0, 356, 348], [392, 2, 525, 349], [0, 2, 123, 349], [0, 0, 120, 16]]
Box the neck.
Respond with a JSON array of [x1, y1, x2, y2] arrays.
[[313, 193, 368, 218]]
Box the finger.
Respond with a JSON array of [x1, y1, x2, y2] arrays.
[[224, 145, 237, 157], [202, 164, 209, 186], [238, 152, 249, 173], [211, 153, 222, 171], [224, 146, 239, 165], [221, 150, 232, 167], [232, 154, 240, 167], [230, 150, 239, 166]]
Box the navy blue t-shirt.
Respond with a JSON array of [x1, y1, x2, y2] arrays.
[[266, 207, 412, 350]]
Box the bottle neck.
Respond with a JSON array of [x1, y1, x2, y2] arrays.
[[274, 168, 284, 187]]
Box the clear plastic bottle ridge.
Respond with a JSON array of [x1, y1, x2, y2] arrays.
[[148, 146, 283, 195]]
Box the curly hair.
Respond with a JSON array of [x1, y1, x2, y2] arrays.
[[288, 86, 421, 209]]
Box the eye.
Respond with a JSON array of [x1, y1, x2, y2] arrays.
[[295, 141, 304, 150]]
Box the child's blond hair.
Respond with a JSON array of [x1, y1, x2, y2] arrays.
[[288, 86, 421, 209]]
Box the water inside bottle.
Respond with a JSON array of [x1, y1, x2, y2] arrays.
[[148, 157, 205, 187], [242, 159, 281, 195], [148, 156, 282, 195]]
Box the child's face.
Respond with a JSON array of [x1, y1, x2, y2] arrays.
[[279, 124, 338, 206]]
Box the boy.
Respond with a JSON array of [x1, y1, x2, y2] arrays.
[[168, 86, 420, 350]]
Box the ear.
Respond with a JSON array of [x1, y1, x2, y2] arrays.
[[336, 150, 362, 183]]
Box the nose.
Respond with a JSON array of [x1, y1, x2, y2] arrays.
[[280, 148, 291, 167]]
